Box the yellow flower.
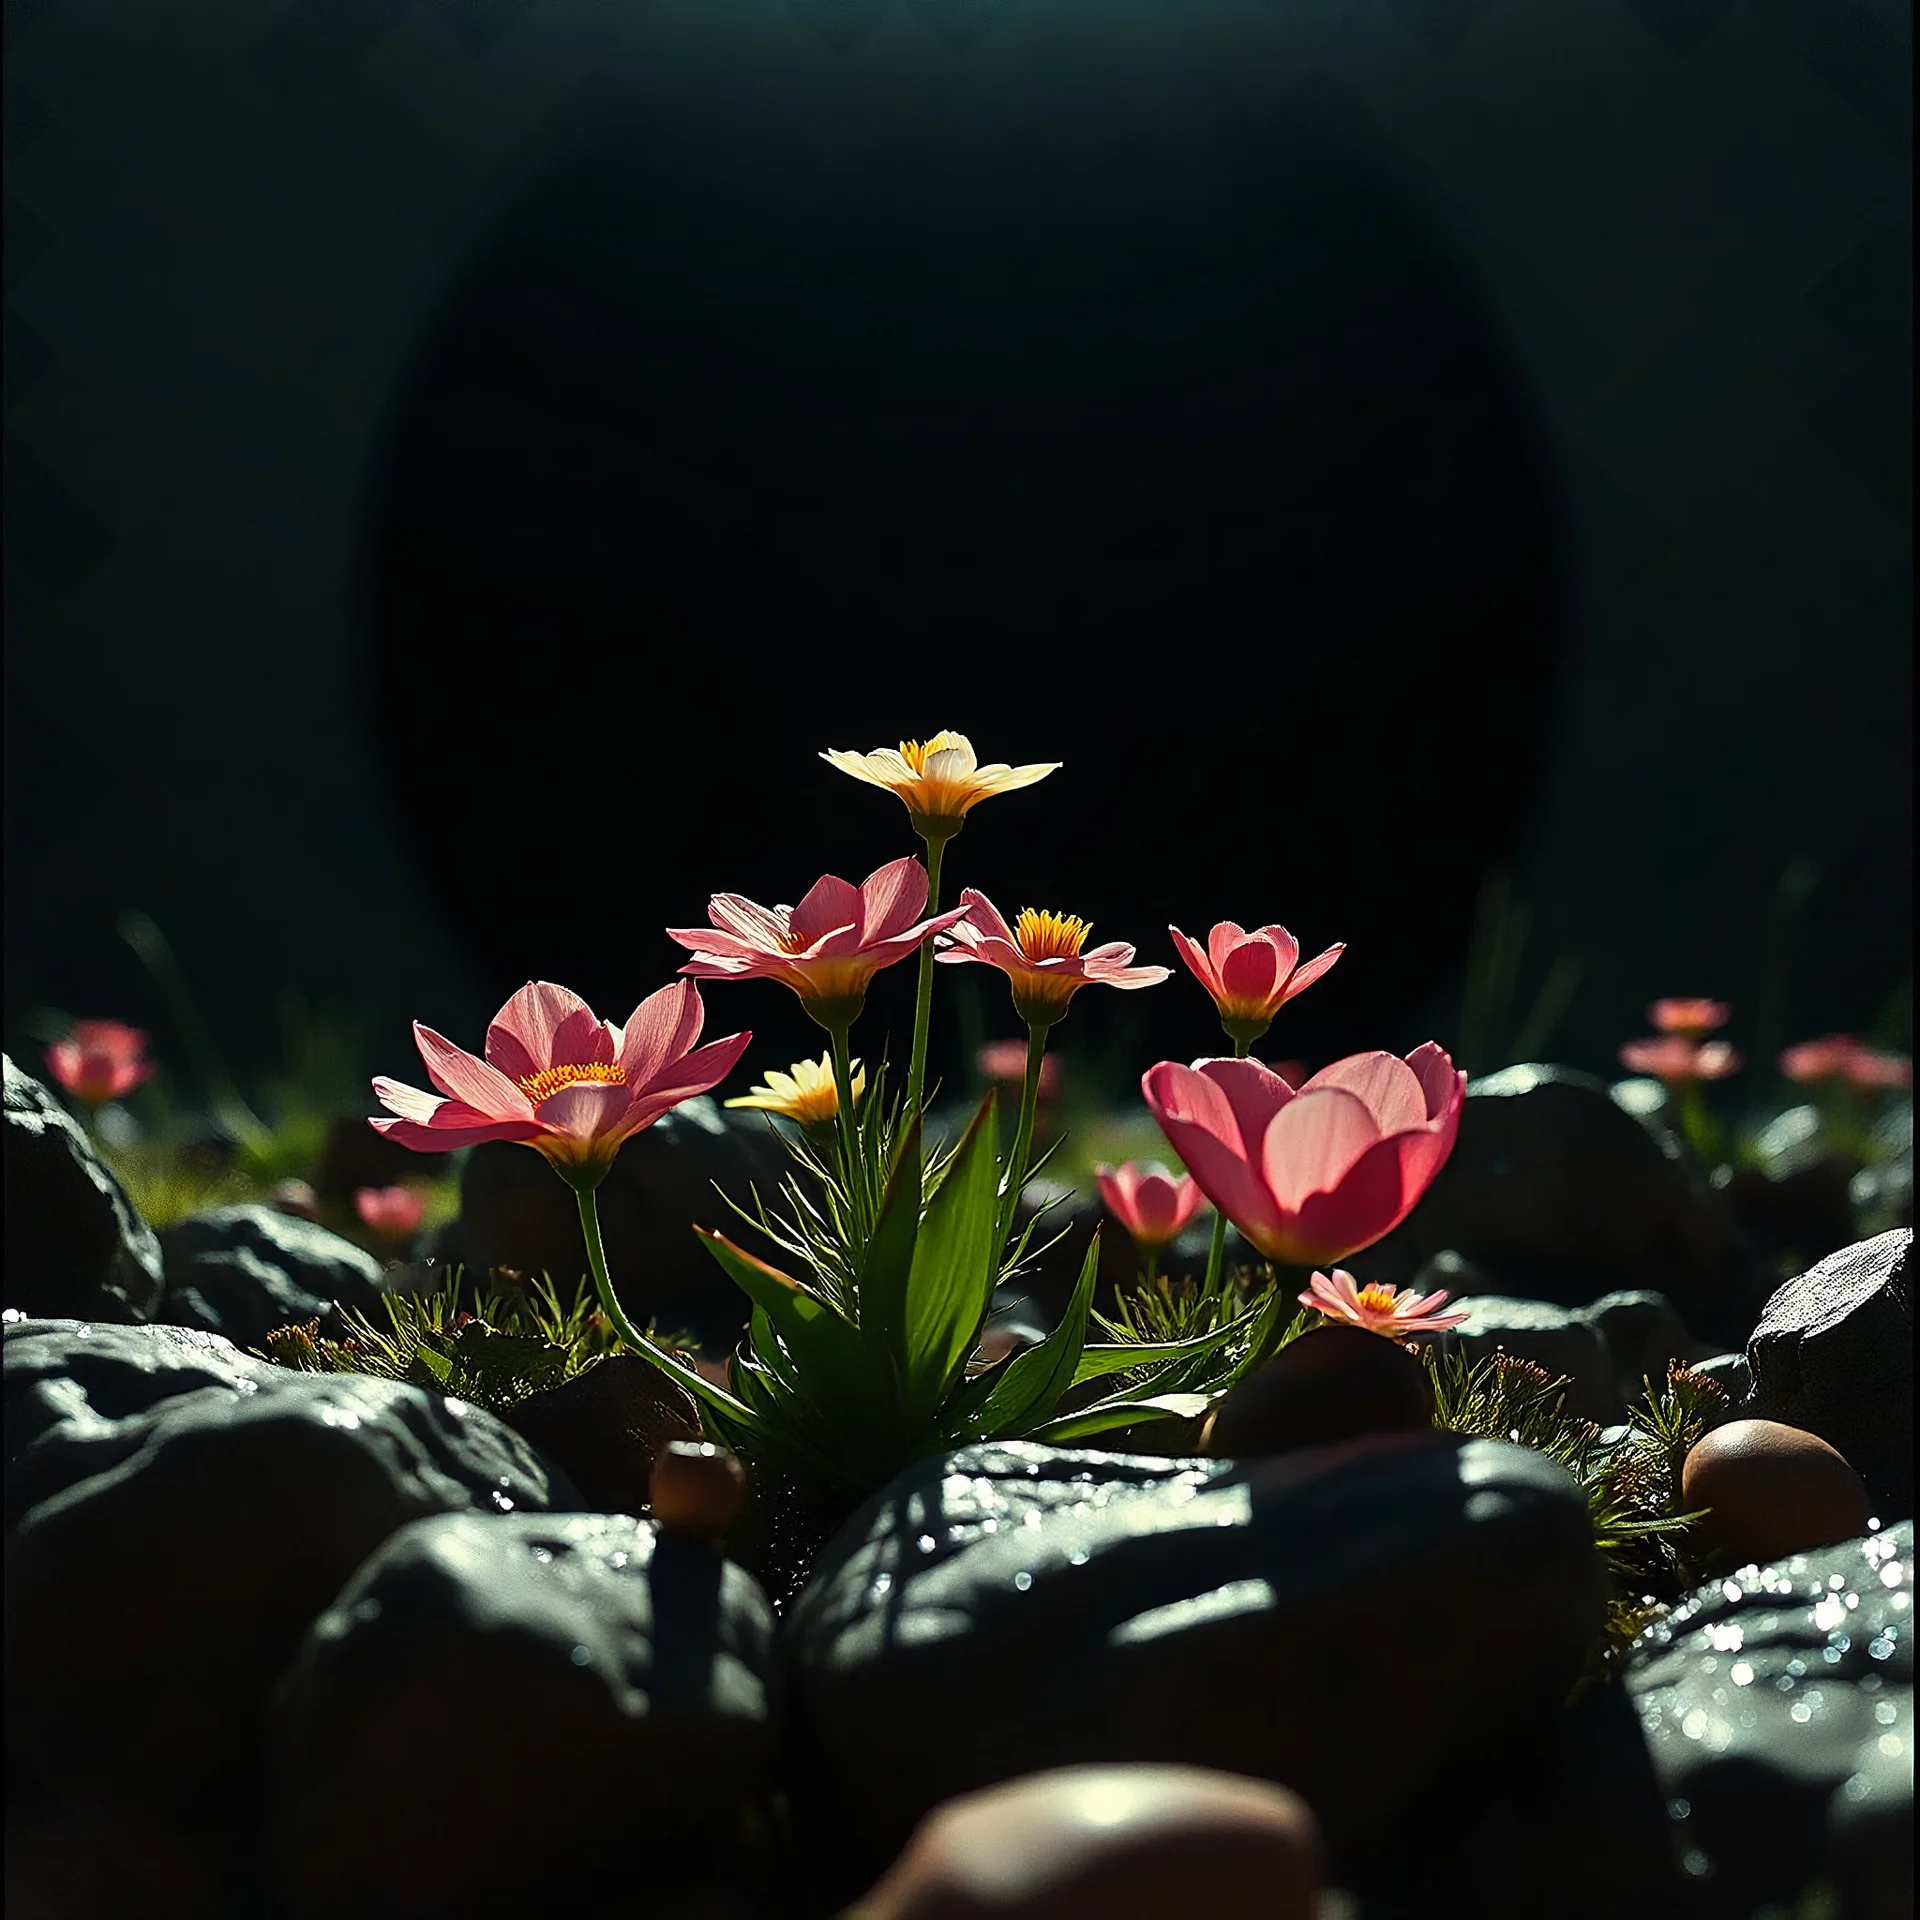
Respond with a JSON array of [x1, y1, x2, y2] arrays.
[[724, 1054, 862, 1127], [820, 731, 1061, 839]]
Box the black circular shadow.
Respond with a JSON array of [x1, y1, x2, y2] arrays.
[[362, 99, 1565, 1081]]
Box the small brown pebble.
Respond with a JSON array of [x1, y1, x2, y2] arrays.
[[846, 1763, 1325, 1920], [1682, 1418, 1874, 1565], [648, 1440, 747, 1539], [1204, 1325, 1433, 1458]]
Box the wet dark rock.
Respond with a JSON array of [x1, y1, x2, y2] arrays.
[[1579, 1288, 1707, 1410], [274, 1510, 776, 1918], [498, 1351, 702, 1516], [1434, 1296, 1620, 1422], [4, 1793, 220, 1920], [1745, 1230, 1912, 1521], [4, 1314, 277, 1528], [438, 1098, 789, 1344], [1693, 1352, 1752, 1404], [3, 1056, 163, 1324], [1682, 1420, 1874, 1568], [785, 1434, 1603, 1904], [850, 1763, 1325, 1920], [1353, 1065, 1740, 1341], [1723, 1161, 1860, 1278], [1203, 1325, 1432, 1456], [1625, 1521, 1913, 1920], [155, 1204, 389, 1352], [5, 1334, 572, 1818]]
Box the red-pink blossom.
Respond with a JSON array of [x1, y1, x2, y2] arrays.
[[668, 856, 964, 1029], [1096, 1161, 1208, 1250], [1619, 1035, 1742, 1083], [46, 1020, 154, 1107], [370, 980, 749, 1183], [976, 1039, 1062, 1101], [1298, 1268, 1469, 1340], [1650, 998, 1731, 1037], [1169, 921, 1343, 1045], [937, 891, 1170, 1027], [1141, 1046, 1464, 1267], [1779, 1034, 1912, 1091], [354, 1185, 425, 1241]]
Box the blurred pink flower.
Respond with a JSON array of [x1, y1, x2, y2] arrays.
[[1168, 921, 1343, 1046], [668, 856, 964, 1029], [1779, 1034, 1912, 1091], [1298, 1268, 1469, 1340], [1650, 998, 1731, 1037], [1619, 1034, 1742, 1083], [1143, 1045, 1465, 1267], [354, 1185, 424, 1241], [938, 891, 1170, 1028], [370, 980, 748, 1183], [976, 1039, 1061, 1101], [46, 1020, 154, 1107], [1096, 1161, 1208, 1251]]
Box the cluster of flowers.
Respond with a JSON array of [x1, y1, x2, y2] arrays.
[[1618, 997, 1910, 1091]]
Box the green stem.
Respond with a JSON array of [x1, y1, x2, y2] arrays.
[[905, 833, 948, 1121], [573, 1180, 758, 1427], [827, 1025, 864, 1223], [1201, 1031, 1254, 1291], [998, 1021, 1051, 1247]]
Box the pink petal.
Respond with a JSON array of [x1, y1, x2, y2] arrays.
[[1142, 1062, 1287, 1253], [414, 1023, 533, 1119], [485, 983, 596, 1079], [1302, 1051, 1427, 1136], [369, 1113, 544, 1153], [531, 1080, 634, 1144], [1283, 1134, 1425, 1263], [1219, 938, 1283, 1007], [616, 1030, 753, 1133], [955, 889, 1016, 946], [859, 856, 930, 941], [1196, 1057, 1298, 1157], [1168, 926, 1220, 993], [1281, 942, 1344, 1001], [1404, 1041, 1462, 1122], [789, 874, 864, 948], [1205, 922, 1251, 972], [707, 894, 792, 951], [1261, 1086, 1382, 1211], [618, 980, 704, 1089], [371, 1075, 444, 1125]]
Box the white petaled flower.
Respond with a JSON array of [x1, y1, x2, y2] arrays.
[[821, 731, 1060, 838]]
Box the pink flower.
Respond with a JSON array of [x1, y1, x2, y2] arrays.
[[1650, 998, 1731, 1037], [354, 1185, 424, 1242], [1096, 1161, 1209, 1250], [1298, 1267, 1469, 1340], [937, 891, 1170, 1027], [1779, 1034, 1912, 1091], [1619, 1035, 1742, 1083], [976, 1040, 1062, 1102], [370, 980, 749, 1184], [667, 856, 965, 1030], [46, 1020, 154, 1107], [1141, 1045, 1465, 1267], [1169, 921, 1344, 1046]]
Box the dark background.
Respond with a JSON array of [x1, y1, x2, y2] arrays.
[[6, 0, 1910, 1103]]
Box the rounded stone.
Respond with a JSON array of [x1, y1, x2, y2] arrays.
[[1203, 1326, 1434, 1458], [1681, 1418, 1874, 1565], [650, 1439, 747, 1539], [848, 1764, 1324, 1920]]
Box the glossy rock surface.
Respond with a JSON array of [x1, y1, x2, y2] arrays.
[[785, 1435, 1602, 1902]]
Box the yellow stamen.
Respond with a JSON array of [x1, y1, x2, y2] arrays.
[[517, 1061, 628, 1105], [1013, 908, 1092, 963], [1355, 1284, 1403, 1316], [897, 732, 963, 776]]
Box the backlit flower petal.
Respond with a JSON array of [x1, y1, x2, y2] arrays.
[[617, 979, 704, 1088], [1301, 1051, 1427, 1138], [414, 1023, 533, 1117]]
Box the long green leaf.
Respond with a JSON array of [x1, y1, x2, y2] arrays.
[[696, 1227, 882, 1431], [965, 1231, 1101, 1438], [1026, 1392, 1213, 1445], [857, 1112, 924, 1383], [1071, 1308, 1263, 1388], [902, 1096, 1000, 1411]]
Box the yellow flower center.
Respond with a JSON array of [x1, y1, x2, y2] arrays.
[[517, 1061, 628, 1105], [1013, 909, 1091, 963], [897, 733, 963, 776], [1354, 1284, 1403, 1316]]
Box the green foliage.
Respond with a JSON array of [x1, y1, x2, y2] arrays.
[[1426, 1348, 1729, 1672], [260, 1269, 660, 1415], [1092, 1266, 1312, 1397]]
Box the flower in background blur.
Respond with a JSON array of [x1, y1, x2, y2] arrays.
[[726, 1054, 863, 1128], [1298, 1268, 1469, 1340], [1096, 1161, 1208, 1254], [976, 1039, 1061, 1103], [1780, 1034, 1912, 1092], [1649, 998, 1731, 1038], [1619, 1033, 1742, 1083], [354, 1185, 424, 1243], [46, 1020, 154, 1108]]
